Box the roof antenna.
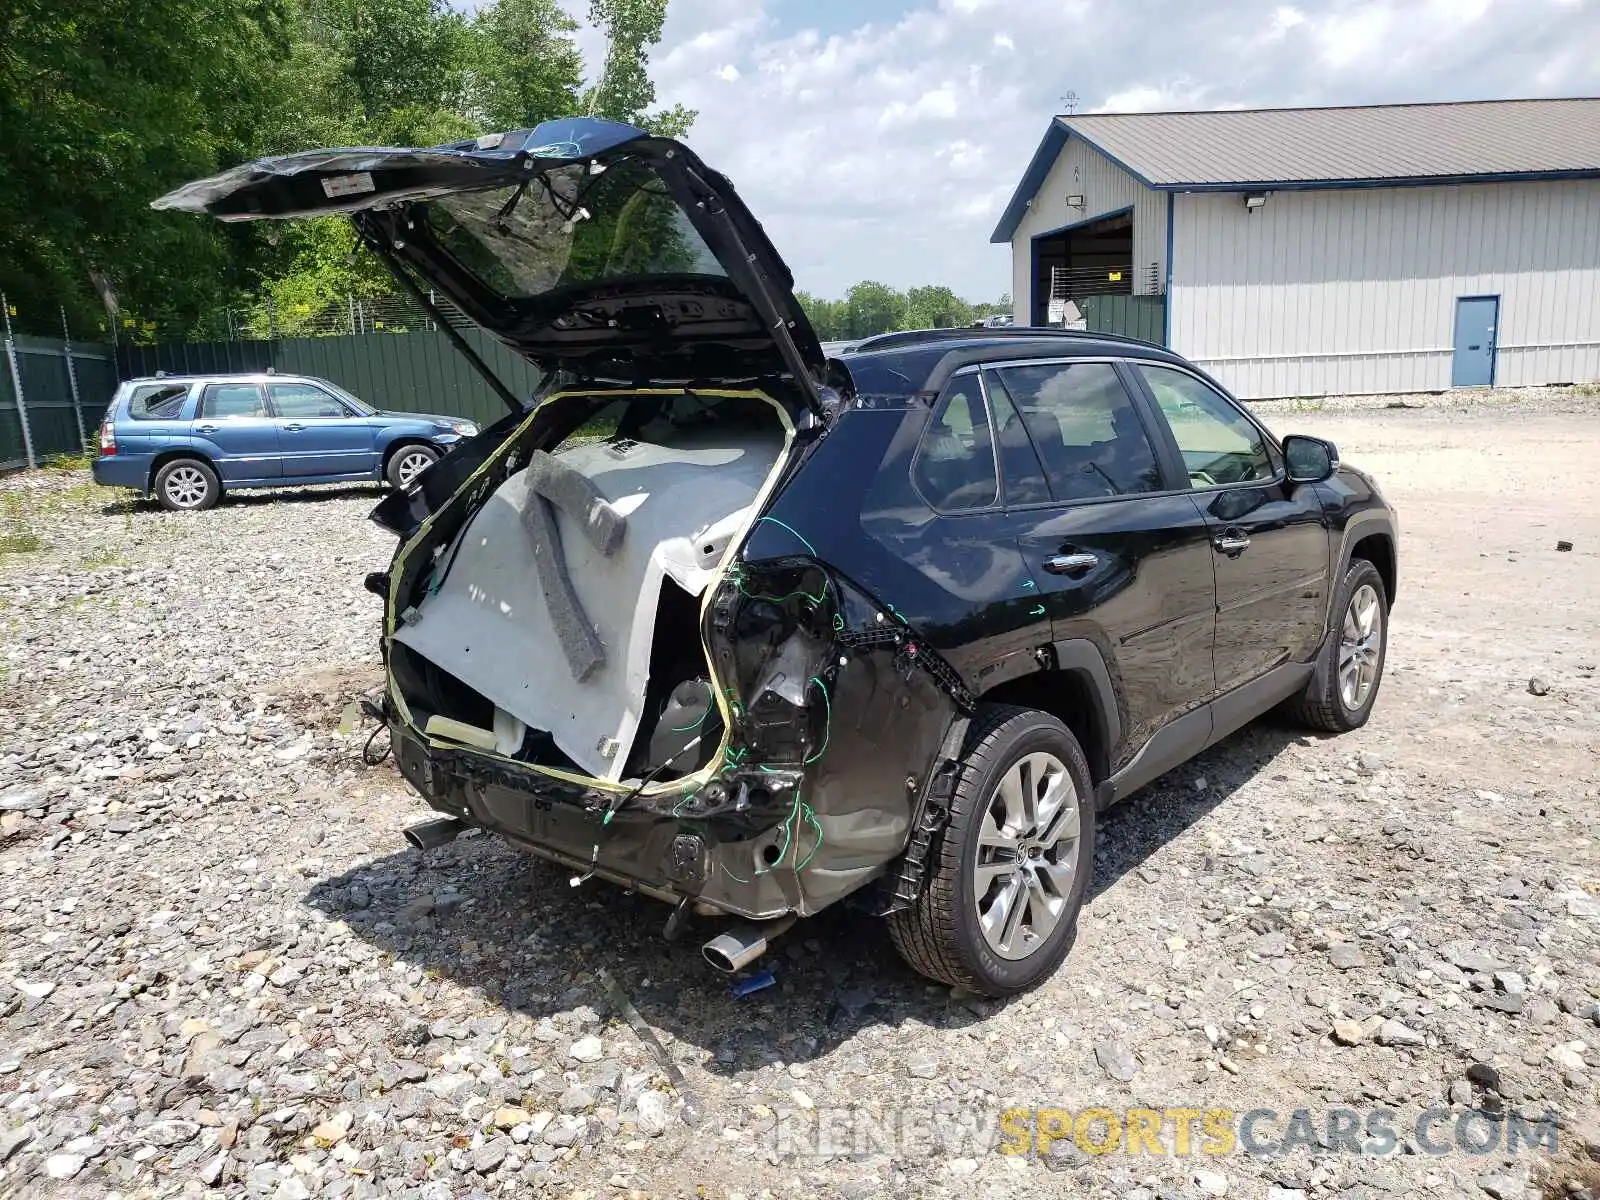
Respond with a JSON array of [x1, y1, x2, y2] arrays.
[[1062, 90, 1079, 115]]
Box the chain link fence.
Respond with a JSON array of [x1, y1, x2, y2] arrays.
[[215, 290, 475, 341]]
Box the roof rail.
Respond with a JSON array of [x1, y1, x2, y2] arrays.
[[847, 325, 1162, 353]]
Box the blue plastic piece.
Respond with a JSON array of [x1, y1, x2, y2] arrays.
[[731, 970, 777, 997]]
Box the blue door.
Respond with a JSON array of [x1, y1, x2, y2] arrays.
[[266, 381, 378, 478], [1451, 296, 1498, 387], [191, 383, 282, 484]]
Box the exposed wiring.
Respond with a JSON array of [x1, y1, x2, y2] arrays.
[[804, 676, 832, 765], [754, 515, 818, 557]]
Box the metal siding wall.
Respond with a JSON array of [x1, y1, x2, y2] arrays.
[[1169, 179, 1600, 398], [1010, 138, 1168, 324]]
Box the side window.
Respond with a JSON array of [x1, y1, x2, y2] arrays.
[[911, 376, 998, 512], [269, 383, 349, 418], [992, 361, 1163, 502], [1136, 365, 1274, 489], [200, 384, 267, 419], [127, 383, 190, 420], [982, 371, 1051, 506]]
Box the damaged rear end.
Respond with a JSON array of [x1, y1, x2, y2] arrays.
[[379, 379, 963, 938], [154, 117, 969, 958]]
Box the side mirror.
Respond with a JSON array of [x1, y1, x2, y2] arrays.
[[1283, 434, 1339, 484]]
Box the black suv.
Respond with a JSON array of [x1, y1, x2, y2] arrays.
[[159, 117, 1397, 996]]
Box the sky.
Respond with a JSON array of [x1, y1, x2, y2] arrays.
[[555, 0, 1600, 301]]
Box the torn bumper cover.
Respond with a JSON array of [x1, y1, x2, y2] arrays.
[[391, 560, 967, 921]]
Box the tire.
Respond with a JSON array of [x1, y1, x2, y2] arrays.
[[153, 457, 220, 512], [1287, 557, 1388, 733], [386, 443, 439, 490], [889, 704, 1096, 997]]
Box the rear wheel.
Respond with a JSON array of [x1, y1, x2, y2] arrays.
[[889, 704, 1095, 996], [1287, 557, 1388, 732], [386, 443, 439, 490], [153, 458, 220, 512]]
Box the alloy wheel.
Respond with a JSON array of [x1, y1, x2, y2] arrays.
[[972, 751, 1082, 961], [163, 466, 210, 509], [395, 450, 433, 487], [1338, 582, 1382, 710]]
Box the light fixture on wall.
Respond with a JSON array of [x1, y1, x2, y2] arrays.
[[1066, 193, 1085, 209], [1244, 192, 1268, 212]]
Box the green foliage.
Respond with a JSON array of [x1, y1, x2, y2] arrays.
[[0, 0, 695, 340], [800, 284, 1011, 341], [903, 285, 972, 330], [843, 281, 905, 340]]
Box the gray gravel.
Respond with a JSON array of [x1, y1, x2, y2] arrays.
[[2, 388, 1599, 1199]]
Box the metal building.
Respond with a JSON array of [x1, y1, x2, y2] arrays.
[[991, 98, 1600, 398]]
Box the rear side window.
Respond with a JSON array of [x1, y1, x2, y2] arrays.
[[911, 376, 998, 512], [991, 361, 1163, 502], [983, 373, 1051, 506], [200, 383, 267, 419], [126, 383, 190, 420], [268, 383, 348, 418]]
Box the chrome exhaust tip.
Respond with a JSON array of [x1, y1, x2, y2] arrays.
[[404, 817, 466, 851], [701, 916, 797, 973]]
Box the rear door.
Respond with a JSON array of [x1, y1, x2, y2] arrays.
[[267, 380, 376, 478], [992, 358, 1217, 765], [1130, 363, 1329, 695], [151, 117, 827, 414], [191, 382, 281, 484]]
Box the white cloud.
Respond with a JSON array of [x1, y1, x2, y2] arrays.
[[642, 0, 1600, 299]]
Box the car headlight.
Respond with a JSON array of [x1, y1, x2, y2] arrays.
[[438, 420, 477, 436]]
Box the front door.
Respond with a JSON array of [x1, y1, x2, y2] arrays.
[[1131, 363, 1329, 696], [266, 381, 376, 478], [191, 382, 281, 484], [1451, 296, 1498, 387], [986, 359, 1218, 765]]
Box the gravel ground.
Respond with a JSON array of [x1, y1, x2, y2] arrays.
[[2, 387, 1599, 1200]]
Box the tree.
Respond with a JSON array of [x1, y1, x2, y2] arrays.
[[469, 0, 584, 131], [796, 291, 846, 341], [583, 0, 694, 132], [843, 281, 905, 339], [903, 285, 972, 330]]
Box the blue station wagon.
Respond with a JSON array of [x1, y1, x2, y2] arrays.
[[92, 373, 478, 510]]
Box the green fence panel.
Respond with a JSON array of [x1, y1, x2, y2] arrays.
[[1080, 295, 1166, 346], [115, 330, 542, 425], [0, 336, 119, 466]]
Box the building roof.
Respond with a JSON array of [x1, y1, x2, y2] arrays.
[[991, 97, 1600, 243]]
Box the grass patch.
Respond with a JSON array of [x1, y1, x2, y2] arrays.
[[0, 530, 41, 556], [0, 492, 40, 560], [81, 544, 128, 570], [42, 450, 94, 472]]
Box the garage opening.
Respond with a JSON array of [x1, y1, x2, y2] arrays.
[[1031, 209, 1135, 326]]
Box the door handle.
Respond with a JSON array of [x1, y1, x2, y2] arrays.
[[195, 424, 216, 434], [1214, 532, 1251, 556], [283, 423, 305, 432], [1043, 552, 1098, 576]]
